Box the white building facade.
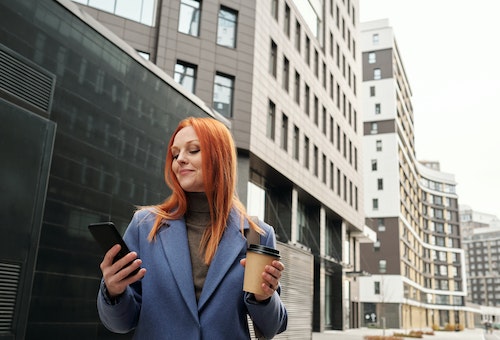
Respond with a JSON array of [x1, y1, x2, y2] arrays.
[[359, 19, 472, 330]]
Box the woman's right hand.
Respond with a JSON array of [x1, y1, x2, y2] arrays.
[[100, 244, 146, 298]]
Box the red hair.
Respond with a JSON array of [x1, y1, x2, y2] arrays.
[[147, 117, 262, 264]]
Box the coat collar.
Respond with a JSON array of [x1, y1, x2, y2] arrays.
[[158, 219, 199, 322]]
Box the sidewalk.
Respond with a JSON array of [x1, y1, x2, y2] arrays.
[[312, 327, 487, 340]]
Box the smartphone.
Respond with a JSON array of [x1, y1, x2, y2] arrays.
[[88, 222, 140, 276]]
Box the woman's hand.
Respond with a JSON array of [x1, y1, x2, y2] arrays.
[[100, 244, 146, 298], [240, 259, 285, 301]]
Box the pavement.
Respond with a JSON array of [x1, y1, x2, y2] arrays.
[[312, 327, 498, 340]]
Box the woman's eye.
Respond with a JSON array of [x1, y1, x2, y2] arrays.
[[172, 154, 179, 159], [189, 149, 200, 154]]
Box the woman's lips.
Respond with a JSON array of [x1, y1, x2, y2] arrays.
[[178, 169, 193, 176]]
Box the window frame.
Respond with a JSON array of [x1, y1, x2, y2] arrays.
[[178, 0, 201, 37], [213, 72, 235, 118], [217, 6, 238, 48], [174, 60, 197, 94]]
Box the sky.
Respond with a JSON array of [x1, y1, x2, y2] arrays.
[[359, 0, 500, 218]]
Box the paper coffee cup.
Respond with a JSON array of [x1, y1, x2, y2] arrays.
[[243, 244, 280, 295]]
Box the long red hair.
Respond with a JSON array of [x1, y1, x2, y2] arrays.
[[147, 117, 262, 264]]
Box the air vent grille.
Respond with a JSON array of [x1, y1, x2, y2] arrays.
[[0, 48, 55, 113], [0, 262, 21, 333]]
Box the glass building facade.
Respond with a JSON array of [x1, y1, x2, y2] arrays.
[[0, 0, 216, 338]]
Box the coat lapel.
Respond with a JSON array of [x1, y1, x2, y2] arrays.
[[158, 219, 199, 322], [197, 213, 247, 310]]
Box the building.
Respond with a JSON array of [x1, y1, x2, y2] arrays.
[[461, 207, 500, 307], [1, 0, 221, 338], [0, 0, 374, 338], [69, 0, 373, 333], [460, 205, 500, 238], [359, 19, 470, 329]]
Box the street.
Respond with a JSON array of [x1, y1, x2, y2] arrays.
[[312, 327, 497, 340]]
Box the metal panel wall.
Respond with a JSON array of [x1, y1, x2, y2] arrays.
[[275, 242, 314, 339]]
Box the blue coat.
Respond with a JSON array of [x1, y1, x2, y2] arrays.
[[97, 209, 288, 339]]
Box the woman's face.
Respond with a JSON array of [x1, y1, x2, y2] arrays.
[[171, 126, 204, 192]]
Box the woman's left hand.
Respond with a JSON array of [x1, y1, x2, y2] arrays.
[[240, 259, 285, 301]]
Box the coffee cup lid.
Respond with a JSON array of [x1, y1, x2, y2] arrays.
[[247, 244, 280, 258]]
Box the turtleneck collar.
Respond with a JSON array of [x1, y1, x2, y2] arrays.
[[185, 192, 210, 214]]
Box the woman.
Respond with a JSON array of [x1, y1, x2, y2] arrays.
[[97, 117, 288, 339]]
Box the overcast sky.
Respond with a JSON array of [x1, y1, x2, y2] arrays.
[[359, 0, 500, 218]]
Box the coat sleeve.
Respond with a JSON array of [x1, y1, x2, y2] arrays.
[[245, 221, 288, 338], [96, 211, 146, 333], [97, 280, 141, 333]]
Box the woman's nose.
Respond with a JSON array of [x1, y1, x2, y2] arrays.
[[176, 151, 188, 164]]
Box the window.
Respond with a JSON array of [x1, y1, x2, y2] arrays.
[[336, 124, 341, 151], [342, 54, 346, 77], [376, 140, 382, 151], [373, 198, 379, 210], [349, 180, 353, 206], [314, 96, 319, 125], [178, 0, 201, 36], [174, 61, 197, 93], [304, 136, 310, 169], [336, 44, 340, 68], [354, 147, 358, 170], [370, 122, 378, 134], [372, 33, 379, 44], [271, 0, 278, 20], [283, 56, 289, 92], [284, 4, 290, 36], [267, 100, 276, 140], [322, 62, 326, 88], [322, 107, 327, 135], [375, 103, 381, 114], [304, 84, 310, 115], [378, 259, 386, 273], [368, 52, 376, 63], [370, 86, 375, 96], [313, 145, 318, 177], [336, 5, 340, 28], [217, 6, 237, 48], [314, 49, 319, 77], [76, 0, 155, 26], [330, 161, 334, 190], [371, 160, 377, 171], [329, 116, 334, 143], [305, 36, 311, 65], [294, 71, 300, 104], [374, 281, 380, 294], [281, 113, 288, 151], [343, 133, 347, 157], [377, 178, 383, 190], [213, 72, 234, 118], [322, 154, 327, 183], [337, 169, 341, 196], [137, 51, 150, 60], [330, 73, 334, 99], [295, 20, 301, 51], [374, 68, 381, 80], [270, 40, 277, 77], [293, 125, 299, 160], [329, 31, 334, 57], [378, 218, 385, 231], [348, 140, 352, 164]]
